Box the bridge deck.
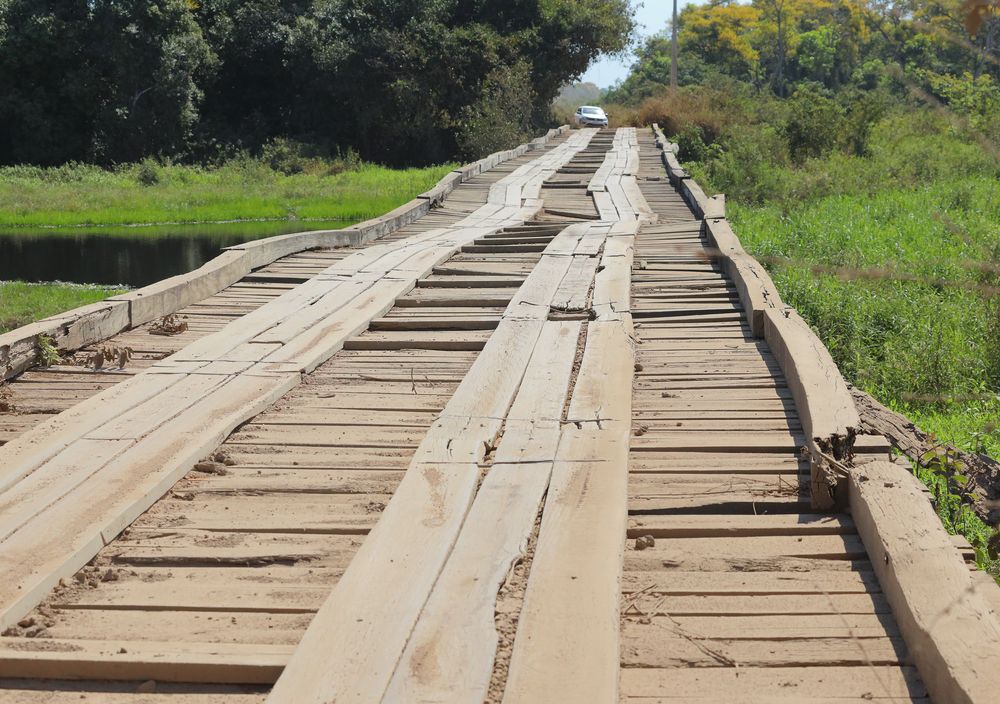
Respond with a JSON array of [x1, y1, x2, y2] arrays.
[[0, 127, 995, 703], [620, 134, 924, 701]]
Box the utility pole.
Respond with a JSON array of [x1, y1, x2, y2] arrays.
[[670, 0, 679, 91]]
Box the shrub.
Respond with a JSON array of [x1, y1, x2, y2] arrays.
[[635, 87, 743, 144], [456, 62, 534, 160], [782, 85, 846, 162], [135, 159, 161, 186], [261, 138, 312, 175], [675, 125, 713, 162]]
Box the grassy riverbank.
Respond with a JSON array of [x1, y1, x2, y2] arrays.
[[731, 180, 1000, 460], [0, 157, 454, 334], [0, 282, 127, 334], [0, 159, 454, 230]]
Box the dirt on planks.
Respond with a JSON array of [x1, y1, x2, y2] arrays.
[[485, 504, 544, 703]]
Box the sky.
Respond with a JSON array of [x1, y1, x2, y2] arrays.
[[580, 1, 692, 89]]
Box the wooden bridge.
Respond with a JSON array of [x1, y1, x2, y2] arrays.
[[0, 126, 999, 703]]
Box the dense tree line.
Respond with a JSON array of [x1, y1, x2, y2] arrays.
[[0, 0, 634, 166], [607, 0, 1000, 135]]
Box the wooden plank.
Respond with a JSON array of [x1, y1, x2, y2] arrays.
[[0, 129, 596, 637], [620, 570, 880, 596], [267, 132, 599, 704], [626, 513, 853, 538], [0, 637, 292, 684], [384, 321, 580, 702], [704, 219, 782, 336], [0, 372, 298, 631], [848, 461, 1000, 704], [265, 318, 548, 703], [504, 321, 634, 703], [621, 666, 927, 700], [622, 632, 908, 668]]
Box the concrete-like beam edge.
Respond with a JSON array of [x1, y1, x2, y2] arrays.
[[703, 218, 783, 337], [0, 126, 572, 381], [651, 125, 687, 184], [848, 461, 1000, 704], [761, 305, 860, 459]]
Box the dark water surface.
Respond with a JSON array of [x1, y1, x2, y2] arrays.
[[0, 220, 351, 287]]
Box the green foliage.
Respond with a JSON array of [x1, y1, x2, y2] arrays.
[[0, 0, 635, 167], [0, 159, 454, 228], [0, 0, 214, 165], [782, 85, 845, 162], [456, 61, 535, 160], [924, 70, 1000, 142], [136, 159, 161, 186], [674, 125, 715, 163], [911, 449, 1000, 579], [0, 283, 125, 334], [607, 0, 1000, 138], [732, 168, 1000, 402], [35, 335, 61, 367], [795, 25, 838, 86]]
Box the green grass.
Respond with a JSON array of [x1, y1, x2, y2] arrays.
[[678, 104, 1000, 577], [0, 281, 127, 333], [0, 161, 455, 230], [0, 158, 454, 334], [2, 219, 360, 242], [729, 179, 1000, 460], [685, 108, 1000, 463], [731, 178, 1000, 577]]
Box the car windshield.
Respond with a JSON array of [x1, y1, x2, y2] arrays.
[[580, 107, 602, 115]]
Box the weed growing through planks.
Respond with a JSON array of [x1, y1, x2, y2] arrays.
[[36, 335, 61, 367]]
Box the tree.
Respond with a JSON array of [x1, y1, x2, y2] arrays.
[[759, 0, 791, 94], [0, 0, 635, 165], [680, 1, 762, 82], [0, 0, 213, 165], [89, 0, 215, 163], [193, 0, 311, 151], [282, 0, 635, 163], [0, 0, 97, 164]]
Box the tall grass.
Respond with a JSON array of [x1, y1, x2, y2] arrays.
[[0, 282, 127, 333], [0, 160, 455, 230], [726, 161, 1000, 460], [666, 102, 1000, 462], [673, 99, 1000, 576]]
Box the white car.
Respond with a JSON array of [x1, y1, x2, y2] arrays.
[[575, 105, 608, 127]]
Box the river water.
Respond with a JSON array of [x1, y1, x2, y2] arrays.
[[0, 220, 351, 287]]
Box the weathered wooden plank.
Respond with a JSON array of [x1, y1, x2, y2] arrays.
[[384, 321, 580, 702], [848, 461, 1000, 704], [0, 638, 292, 684], [504, 321, 634, 703], [0, 372, 298, 631], [762, 307, 860, 509], [621, 666, 927, 700]]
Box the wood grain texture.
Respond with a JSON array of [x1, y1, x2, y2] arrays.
[[849, 461, 1000, 704]]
